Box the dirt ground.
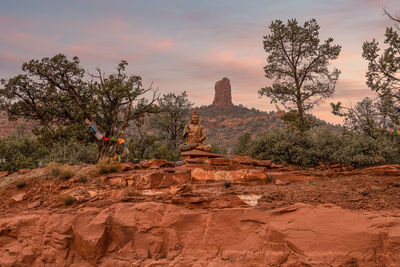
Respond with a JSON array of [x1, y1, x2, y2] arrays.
[[1, 167, 399, 215]]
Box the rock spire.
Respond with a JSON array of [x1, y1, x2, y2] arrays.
[[212, 77, 234, 109]]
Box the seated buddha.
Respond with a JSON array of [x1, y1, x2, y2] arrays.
[[179, 111, 212, 152]]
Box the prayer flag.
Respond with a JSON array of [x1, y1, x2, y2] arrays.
[[94, 132, 103, 141]]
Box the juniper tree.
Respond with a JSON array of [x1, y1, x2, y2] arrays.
[[151, 91, 193, 150], [361, 9, 400, 127], [259, 18, 341, 131], [0, 54, 158, 160]]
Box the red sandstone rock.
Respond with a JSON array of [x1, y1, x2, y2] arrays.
[[191, 168, 267, 182], [0, 203, 399, 266], [139, 159, 174, 169], [120, 162, 137, 171], [266, 171, 314, 182], [206, 157, 233, 166], [361, 164, 400, 176], [212, 77, 234, 109], [17, 169, 31, 174], [253, 159, 272, 167], [233, 155, 253, 165], [0, 171, 9, 178], [275, 179, 290, 186]]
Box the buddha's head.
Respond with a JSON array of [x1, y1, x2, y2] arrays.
[[191, 111, 199, 124]]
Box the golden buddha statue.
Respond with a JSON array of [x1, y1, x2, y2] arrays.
[[179, 111, 212, 152]]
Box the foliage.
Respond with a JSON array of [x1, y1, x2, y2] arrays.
[[42, 142, 98, 165], [0, 135, 47, 172], [360, 10, 400, 128], [233, 133, 252, 155], [0, 54, 158, 160], [125, 119, 159, 162], [332, 10, 400, 138], [151, 91, 193, 150], [95, 158, 121, 174], [46, 162, 75, 180], [245, 127, 400, 167], [210, 141, 228, 155], [331, 97, 385, 138], [152, 143, 181, 161], [259, 18, 341, 131]]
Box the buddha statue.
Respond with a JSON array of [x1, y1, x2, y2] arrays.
[[179, 111, 212, 152]]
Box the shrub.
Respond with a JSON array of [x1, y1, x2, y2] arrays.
[[0, 135, 48, 172], [14, 178, 27, 189], [95, 158, 121, 174], [46, 162, 75, 180], [152, 143, 181, 161], [245, 127, 400, 167], [78, 175, 88, 183], [43, 142, 98, 165], [60, 194, 76, 206], [224, 180, 232, 188], [233, 133, 252, 155]]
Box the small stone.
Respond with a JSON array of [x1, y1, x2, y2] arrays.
[[275, 179, 290, 186], [27, 201, 41, 209], [12, 192, 26, 202]]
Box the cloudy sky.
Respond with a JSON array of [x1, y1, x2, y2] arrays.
[[0, 0, 399, 124]]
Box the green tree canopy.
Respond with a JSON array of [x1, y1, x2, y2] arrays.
[[259, 18, 341, 131], [0, 54, 158, 160], [151, 91, 193, 150], [362, 10, 400, 127]]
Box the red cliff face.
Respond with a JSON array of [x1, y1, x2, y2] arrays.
[[212, 77, 234, 109]]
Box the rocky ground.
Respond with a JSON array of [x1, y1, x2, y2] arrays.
[[0, 157, 399, 266]]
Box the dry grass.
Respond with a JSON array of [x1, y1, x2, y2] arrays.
[[59, 194, 76, 206], [14, 177, 27, 188], [95, 158, 121, 174], [46, 162, 75, 180]]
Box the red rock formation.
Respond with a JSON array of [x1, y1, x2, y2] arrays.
[[212, 77, 234, 109], [2, 161, 400, 265], [1, 203, 399, 266]]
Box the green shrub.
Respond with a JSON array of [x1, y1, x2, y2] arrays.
[[152, 143, 181, 161], [43, 142, 98, 165], [0, 135, 47, 172], [233, 133, 252, 155], [95, 158, 121, 174], [245, 127, 400, 167]]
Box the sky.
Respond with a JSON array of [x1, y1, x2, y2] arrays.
[[0, 0, 399, 124]]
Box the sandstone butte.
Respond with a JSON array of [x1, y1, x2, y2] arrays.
[[212, 77, 234, 110], [1, 156, 400, 266]]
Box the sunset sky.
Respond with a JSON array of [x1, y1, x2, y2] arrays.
[[0, 0, 399, 124]]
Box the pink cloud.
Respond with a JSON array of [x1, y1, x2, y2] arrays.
[[146, 39, 175, 50]]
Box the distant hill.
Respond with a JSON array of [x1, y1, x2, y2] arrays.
[[0, 76, 339, 146], [196, 104, 339, 151]]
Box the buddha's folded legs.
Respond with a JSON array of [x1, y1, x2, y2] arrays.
[[179, 143, 212, 152]]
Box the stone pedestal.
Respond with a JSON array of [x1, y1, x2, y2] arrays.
[[181, 149, 222, 160]]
